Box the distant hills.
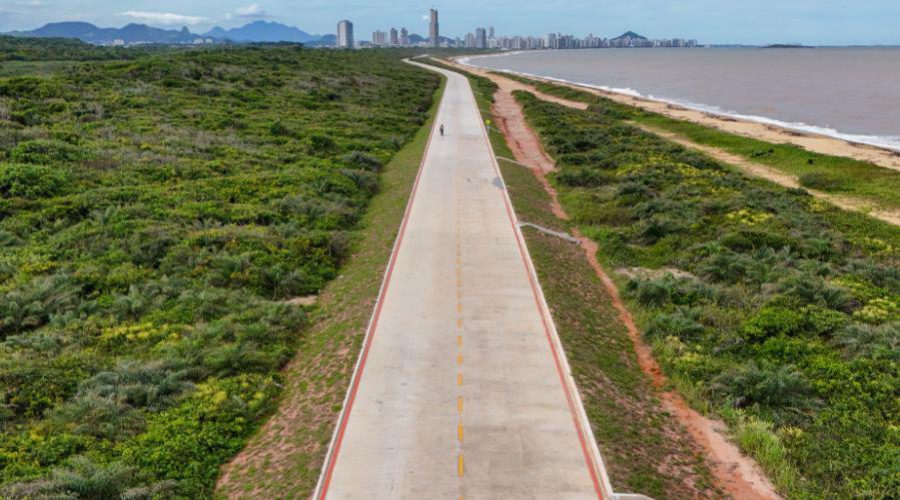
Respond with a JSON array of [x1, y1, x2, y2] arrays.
[[612, 31, 648, 41], [204, 21, 318, 43], [4, 21, 327, 45]]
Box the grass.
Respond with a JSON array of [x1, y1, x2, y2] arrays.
[[450, 61, 721, 498], [214, 70, 447, 499]]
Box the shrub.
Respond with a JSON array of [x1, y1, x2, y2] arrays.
[[556, 167, 614, 187], [646, 307, 705, 341], [0, 162, 68, 198], [777, 275, 851, 311], [268, 120, 292, 137], [10, 139, 85, 164], [306, 134, 337, 155], [0, 273, 80, 336], [799, 171, 845, 191], [343, 151, 382, 171], [121, 375, 279, 497], [0, 456, 175, 499], [741, 306, 804, 342], [833, 321, 899, 357], [638, 215, 683, 244], [625, 274, 715, 307], [712, 361, 815, 417]]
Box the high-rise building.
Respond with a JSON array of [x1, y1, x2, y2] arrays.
[[488, 26, 495, 39], [389, 27, 399, 46], [400, 27, 409, 46], [372, 30, 387, 46], [429, 8, 439, 47], [475, 27, 487, 49], [337, 20, 354, 48]]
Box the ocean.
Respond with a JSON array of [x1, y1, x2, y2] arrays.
[[465, 48, 900, 152]]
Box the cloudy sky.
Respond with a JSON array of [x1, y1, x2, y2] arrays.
[[1, 0, 898, 45]]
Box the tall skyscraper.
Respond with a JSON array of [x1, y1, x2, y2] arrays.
[[400, 27, 409, 46], [475, 27, 487, 49], [488, 26, 495, 39], [337, 20, 354, 48], [429, 9, 439, 47], [389, 27, 399, 46], [372, 30, 387, 46]]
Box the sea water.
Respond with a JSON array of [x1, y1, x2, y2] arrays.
[[465, 48, 900, 152]]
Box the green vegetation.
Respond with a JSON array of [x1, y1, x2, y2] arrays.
[[0, 39, 438, 498], [516, 90, 899, 498], [635, 114, 900, 209], [216, 72, 446, 499], [0, 35, 148, 62]]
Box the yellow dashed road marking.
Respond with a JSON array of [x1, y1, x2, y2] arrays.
[[458, 454, 465, 477]]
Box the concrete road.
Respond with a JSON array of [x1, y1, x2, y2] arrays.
[[314, 61, 614, 500]]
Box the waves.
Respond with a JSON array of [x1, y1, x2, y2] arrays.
[[462, 53, 900, 153]]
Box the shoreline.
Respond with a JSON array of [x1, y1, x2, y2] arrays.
[[458, 53, 900, 171]]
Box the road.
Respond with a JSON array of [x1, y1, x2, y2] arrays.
[[314, 61, 615, 500]]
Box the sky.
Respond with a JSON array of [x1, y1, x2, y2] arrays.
[[1, 0, 899, 45]]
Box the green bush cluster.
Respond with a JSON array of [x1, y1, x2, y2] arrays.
[[0, 42, 438, 497], [518, 90, 899, 498]]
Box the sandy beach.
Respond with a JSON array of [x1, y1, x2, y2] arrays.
[[456, 56, 900, 172]]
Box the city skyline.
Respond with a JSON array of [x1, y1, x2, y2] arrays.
[[1, 1, 899, 46]]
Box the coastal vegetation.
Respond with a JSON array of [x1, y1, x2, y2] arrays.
[[0, 39, 439, 497], [495, 71, 900, 211], [514, 89, 899, 498]]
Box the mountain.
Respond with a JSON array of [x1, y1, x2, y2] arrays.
[[10, 21, 201, 44], [204, 21, 318, 43], [612, 31, 648, 41], [306, 34, 337, 47]]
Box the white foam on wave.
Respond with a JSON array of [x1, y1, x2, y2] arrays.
[[462, 53, 900, 153]]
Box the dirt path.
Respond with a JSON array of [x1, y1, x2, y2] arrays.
[[452, 60, 898, 227], [487, 63, 781, 500], [638, 124, 900, 226]]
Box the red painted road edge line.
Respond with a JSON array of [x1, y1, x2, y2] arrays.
[[316, 76, 440, 499], [476, 89, 606, 499]]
